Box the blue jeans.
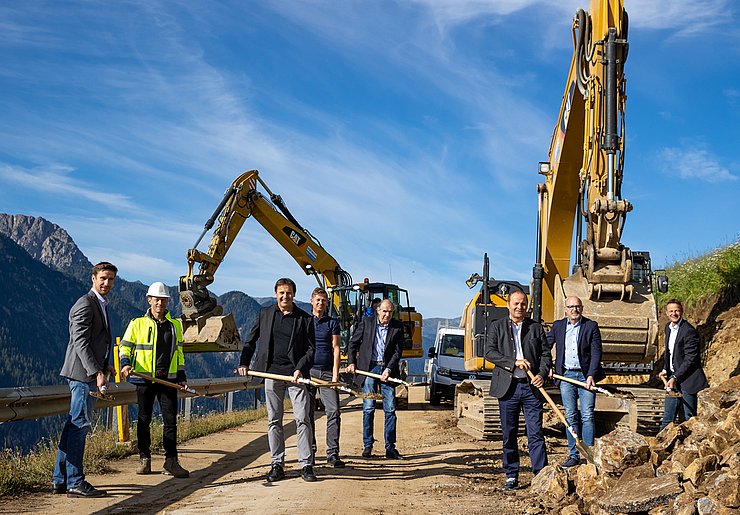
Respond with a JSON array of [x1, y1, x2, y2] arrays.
[[660, 384, 698, 431], [559, 370, 596, 460], [361, 364, 396, 450], [53, 379, 97, 488]]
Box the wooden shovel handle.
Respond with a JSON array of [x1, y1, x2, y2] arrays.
[[343, 368, 409, 386], [129, 371, 197, 394], [552, 373, 613, 397]]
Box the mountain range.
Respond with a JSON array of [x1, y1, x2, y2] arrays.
[[0, 213, 455, 450]]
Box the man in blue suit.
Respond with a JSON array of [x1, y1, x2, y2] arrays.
[[547, 295, 604, 469], [658, 299, 708, 430]]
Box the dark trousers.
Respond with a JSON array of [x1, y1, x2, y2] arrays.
[[136, 382, 179, 459], [660, 383, 699, 431], [498, 380, 548, 479]]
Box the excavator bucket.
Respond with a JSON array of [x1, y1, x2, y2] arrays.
[[180, 313, 242, 353], [556, 271, 659, 364]]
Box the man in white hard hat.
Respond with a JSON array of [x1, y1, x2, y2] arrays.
[[120, 281, 190, 478]]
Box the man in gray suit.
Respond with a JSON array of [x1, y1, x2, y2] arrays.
[[52, 262, 117, 498]]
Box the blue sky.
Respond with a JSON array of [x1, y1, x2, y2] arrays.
[[1, 0, 738, 318]]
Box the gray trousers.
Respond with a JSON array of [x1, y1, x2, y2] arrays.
[[264, 378, 314, 468], [308, 368, 342, 459]]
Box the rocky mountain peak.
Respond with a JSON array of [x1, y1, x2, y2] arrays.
[[0, 213, 92, 282]]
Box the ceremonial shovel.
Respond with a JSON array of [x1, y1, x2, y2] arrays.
[[241, 369, 382, 399], [130, 370, 199, 395], [310, 375, 383, 400], [527, 369, 595, 464], [660, 375, 683, 398], [340, 368, 413, 387], [551, 373, 634, 399]]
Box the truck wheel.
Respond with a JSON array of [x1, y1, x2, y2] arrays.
[[429, 382, 441, 405]]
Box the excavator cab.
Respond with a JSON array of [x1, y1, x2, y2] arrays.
[[330, 280, 423, 359], [461, 254, 528, 372]]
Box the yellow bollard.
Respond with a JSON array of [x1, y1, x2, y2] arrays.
[[113, 337, 130, 442]]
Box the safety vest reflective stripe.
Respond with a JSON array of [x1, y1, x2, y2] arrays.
[[120, 311, 184, 379]]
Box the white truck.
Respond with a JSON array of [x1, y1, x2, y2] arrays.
[[424, 325, 490, 405]]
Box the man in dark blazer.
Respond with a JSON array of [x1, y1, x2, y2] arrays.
[[53, 262, 117, 498], [485, 290, 552, 491], [347, 298, 405, 459], [237, 277, 316, 482], [547, 295, 605, 468], [659, 299, 709, 430]]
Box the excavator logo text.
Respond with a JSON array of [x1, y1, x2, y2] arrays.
[[282, 226, 306, 247]]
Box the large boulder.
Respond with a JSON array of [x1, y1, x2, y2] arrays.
[[651, 423, 689, 466], [683, 454, 719, 486], [594, 428, 650, 477], [698, 375, 740, 419], [617, 463, 655, 485], [530, 465, 569, 502], [707, 471, 740, 509], [596, 474, 683, 513]]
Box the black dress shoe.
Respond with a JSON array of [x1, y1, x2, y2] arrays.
[[385, 448, 403, 459], [52, 483, 66, 494], [266, 463, 285, 482], [67, 481, 106, 498], [361, 446, 372, 458], [327, 455, 346, 468], [301, 465, 317, 482]]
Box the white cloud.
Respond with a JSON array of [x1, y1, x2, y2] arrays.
[[658, 145, 737, 183], [0, 163, 136, 210]]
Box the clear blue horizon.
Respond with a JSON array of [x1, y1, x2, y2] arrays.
[[1, 1, 738, 318]]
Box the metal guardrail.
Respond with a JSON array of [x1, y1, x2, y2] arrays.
[[0, 377, 262, 423]]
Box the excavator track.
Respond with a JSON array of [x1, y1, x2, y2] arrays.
[[454, 380, 526, 440], [456, 381, 665, 440]]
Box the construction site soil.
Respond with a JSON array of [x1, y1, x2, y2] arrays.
[[1, 297, 737, 515]]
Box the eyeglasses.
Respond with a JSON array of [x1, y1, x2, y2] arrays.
[[565, 305, 582, 310]]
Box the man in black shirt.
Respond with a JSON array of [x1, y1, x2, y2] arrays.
[[237, 278, 316, 482], [307, 287, 344, 468]]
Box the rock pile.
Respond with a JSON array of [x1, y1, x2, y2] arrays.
[[530, 375, 740, 514]]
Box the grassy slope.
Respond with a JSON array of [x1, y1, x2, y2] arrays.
[[656, 239, 740, 310]]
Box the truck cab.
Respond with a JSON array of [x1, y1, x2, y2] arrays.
[[424, 326, 490, 405]]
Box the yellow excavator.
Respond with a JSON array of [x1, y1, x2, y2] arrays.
[[178, 169, 422, 357], [532, 0, 669, 435], [456, 0, 668, 438]]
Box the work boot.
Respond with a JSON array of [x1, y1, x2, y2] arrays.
[[136, 456, 151, 475], [361, 446, 372, 458], [163, 457, 190, 478]]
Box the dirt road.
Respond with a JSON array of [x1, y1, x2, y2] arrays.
[[2, 387, 568, 514]]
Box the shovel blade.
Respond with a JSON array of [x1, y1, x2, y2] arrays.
[[576, 439, 595, 464]]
